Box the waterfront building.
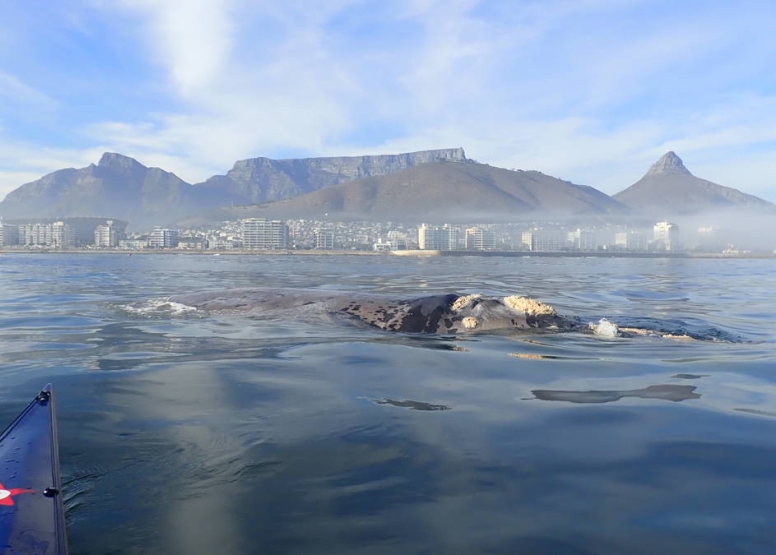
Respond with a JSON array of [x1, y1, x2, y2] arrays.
[[94, 220, 124, 248], [0, 223, 19, 246], [118, 239, 147, 250], [567, 229, 597, 251], [20, 223, 52, 246], [465, 227, 497, 250], [51, 221, 75, 249], [653, 221, 681, 252], [149, 227, 180, 249], [614, 230, 648, 251], [386, 230, 410, 250], [521, 229, 569, 252], [242, 218, 289, 250], [314, 229, 335, 250], [176, 237, 208, 250], [418, 224, 460, 250]]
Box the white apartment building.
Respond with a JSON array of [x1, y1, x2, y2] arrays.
[[567, 229, 597, 251], [149, 228, 180, 249], [51, 221, 75, 249], [614, 230, 648, 251], [18, 221, 74, 248], [418, 224, 460, 250], [653, 221, 681, 252], [521, 230, 569, 252], [94, 220, 123, 248], [314, 229, 335, 250], [242, 218, 289, 250], [465, 227, 496, 250]]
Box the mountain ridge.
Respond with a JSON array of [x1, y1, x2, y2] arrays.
[[1, 148, 773, 229], [182, 160, 629, 226]]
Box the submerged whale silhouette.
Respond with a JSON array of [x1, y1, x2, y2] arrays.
[[171, 289, 585, 334]]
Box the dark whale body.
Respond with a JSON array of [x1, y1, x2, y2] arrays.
[[171, 289, 582, 334], [335, 293, 577, 333]]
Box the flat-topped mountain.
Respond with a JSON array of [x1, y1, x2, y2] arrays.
[[195, 148, 467, 204], [191, 160, 627, 224], [614, 152, 775, 214]]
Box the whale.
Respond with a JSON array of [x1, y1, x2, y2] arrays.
[[169, 289, 586, 334], [163, 288, 736, 340]]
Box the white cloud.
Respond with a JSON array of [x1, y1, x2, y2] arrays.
[[117, 0, 235, 96], [2, 0, 776, 204]]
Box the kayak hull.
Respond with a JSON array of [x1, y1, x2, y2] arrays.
[[0, 384, 67, 555]]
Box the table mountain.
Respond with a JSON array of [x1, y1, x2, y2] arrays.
[[614, 152, 775, 215], [195, 148, 468, 204], [194, 160, 628, 224]]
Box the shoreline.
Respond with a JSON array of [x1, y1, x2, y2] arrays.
[[2, 248, 775, 260]]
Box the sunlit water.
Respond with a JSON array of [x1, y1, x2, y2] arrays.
[[1, 253, 775, 555]]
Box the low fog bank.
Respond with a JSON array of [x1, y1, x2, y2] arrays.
[[674, 209, 776, 252]]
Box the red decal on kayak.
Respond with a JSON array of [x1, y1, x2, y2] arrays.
[[0, 483, 35, 506]]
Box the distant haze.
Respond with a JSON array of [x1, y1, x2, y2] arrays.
[[0, 148, 772, 233]]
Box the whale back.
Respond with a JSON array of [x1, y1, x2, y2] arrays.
[[335, 294, 565, 333], [170, 289, 570, 334]]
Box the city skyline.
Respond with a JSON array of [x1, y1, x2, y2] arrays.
[[2, 216, 767, 255], [2, 1, 776, 204]]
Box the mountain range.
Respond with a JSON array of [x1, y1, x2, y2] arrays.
[[0, 148, 772, 229]]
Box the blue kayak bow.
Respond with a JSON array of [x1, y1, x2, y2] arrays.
[[0, 384, 67, 555]]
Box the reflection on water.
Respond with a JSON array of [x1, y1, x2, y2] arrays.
[[373, 398, 452, 411], [529, 384, 702, 404], [1, 254, 776, 554]]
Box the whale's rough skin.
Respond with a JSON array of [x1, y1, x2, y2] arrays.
[[170, 289, 582, 334], [335, 293, 575, 333]]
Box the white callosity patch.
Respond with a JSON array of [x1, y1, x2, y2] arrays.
[[462, 317, 479, 329], [451, 294, 482, 311], [502, 296, 557, 316]]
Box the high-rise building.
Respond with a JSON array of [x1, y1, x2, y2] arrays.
[[568, 229, 597, 251], [653, 221, 681, 252], [314, 229, 335, 250], [0, 223, 19, 246], [465, 227, 496, 250], [51, 221, 75, 249], [20, 223, 51, 246], [418, 224, 459, 250], [614, 230, 648, 251], [94, 220, 124, 248], [521, 230, 568, 251], [242, 219, 289, 250], [149, 227, 180, 249]]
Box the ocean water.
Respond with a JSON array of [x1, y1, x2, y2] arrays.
[[1, 252, 775, 555]]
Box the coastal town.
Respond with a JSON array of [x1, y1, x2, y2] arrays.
[[0, 216, 764, 255]]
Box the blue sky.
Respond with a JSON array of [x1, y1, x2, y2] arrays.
[[2, 0, 776, 201]]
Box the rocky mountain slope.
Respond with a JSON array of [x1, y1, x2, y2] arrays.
[[614, 152, 774, 215], [193, 160, 627, 224], [0, 153, 194, 229], [0, 149, 470, 228], [4, 148, 769, 230], [195, 148, 468, 204]]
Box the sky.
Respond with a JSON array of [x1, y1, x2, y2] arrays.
[[1, 0, 776, 202]]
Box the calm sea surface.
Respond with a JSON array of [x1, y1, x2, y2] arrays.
[[1, 253, 775, 554]]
